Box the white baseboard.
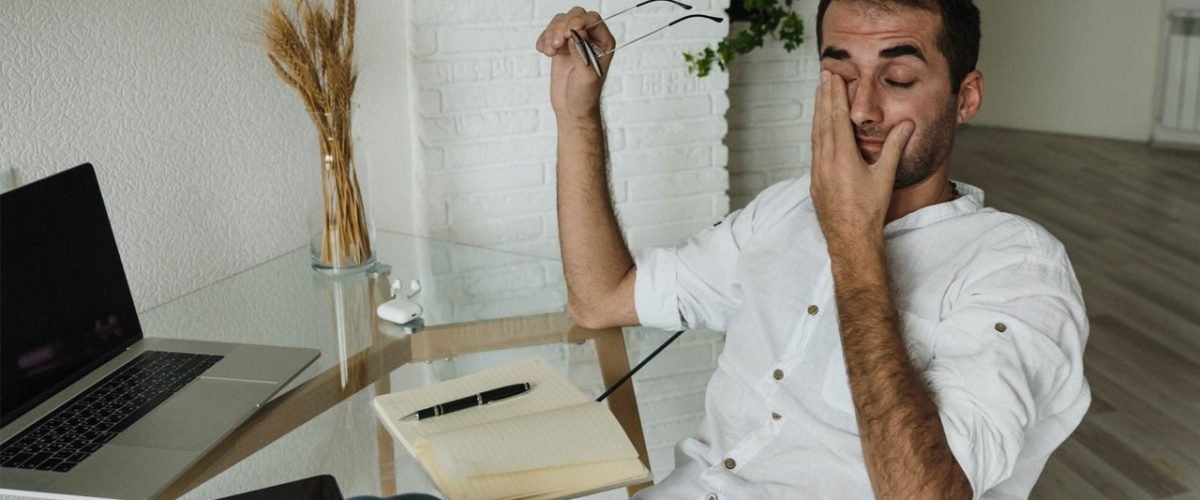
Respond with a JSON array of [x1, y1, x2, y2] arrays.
[[1152, 125, 1200, 148]]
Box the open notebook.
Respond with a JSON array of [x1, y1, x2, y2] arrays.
[[373, 357, 651, 500]]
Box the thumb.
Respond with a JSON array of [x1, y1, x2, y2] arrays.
[[875, 121, 914, 172], [581, 18, 617, 76], [565, 29, 601, 84]]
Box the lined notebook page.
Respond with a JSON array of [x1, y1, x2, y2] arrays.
[[374, 357, 588, 456], [423, 401, 638, 477], [443, 458, 649, 500], [374, 357, 650, 499]]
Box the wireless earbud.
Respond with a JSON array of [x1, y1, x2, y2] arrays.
[[378, 278, 424, 327]]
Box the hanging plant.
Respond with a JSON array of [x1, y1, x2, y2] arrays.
[[685, 0, 806, 77]]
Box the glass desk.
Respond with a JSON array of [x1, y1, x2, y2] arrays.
[[132, 232, 651, 499]]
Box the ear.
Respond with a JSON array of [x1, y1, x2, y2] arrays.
[[955, 70, 984, 124]]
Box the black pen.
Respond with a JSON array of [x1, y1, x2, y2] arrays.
[[402, 382, 532, 422]]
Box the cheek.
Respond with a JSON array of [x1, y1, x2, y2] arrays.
[[881, 94, 948, 137], [879, 101, 924, 135], [906, 106, 958, 158]]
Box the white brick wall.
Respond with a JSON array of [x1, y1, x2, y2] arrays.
[[408, 0, 732, 258], [400, 0, 821, 491], [403, 1, 731, 489], [726, 0, 821, 209]]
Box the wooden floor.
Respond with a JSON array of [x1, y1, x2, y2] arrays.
[[950, 126, 1200, 500]]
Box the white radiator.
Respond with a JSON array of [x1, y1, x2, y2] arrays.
[[1156, 5, 1200, 146]]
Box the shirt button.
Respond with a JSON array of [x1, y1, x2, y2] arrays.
[[807, 305, 819, 315], [995, 322, 1007, 333], [773, 369, 784, 380], [724, 458, 737, 469], [771, 412, 782, 420], [707, 494, 718, 500]]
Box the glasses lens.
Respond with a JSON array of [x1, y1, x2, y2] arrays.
[[570, 30, 589, 65], [584, 44, 603, 78], [570, 29, 603, 78]]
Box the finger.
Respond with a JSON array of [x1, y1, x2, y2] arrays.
[[819, 71, 834, 173], [538, 13, 566, 55], [553, 9, 586, 53], [875, 121, 914, 173], [580, 11, 618, 74], [544, 8, 585, 55], [564, 28, 600, 84], [829, 74, 856, 157], [811, 70, 830, 169], [555, 7, 587, 41], [579, 11, 614, 52], [562, 12, 595, 46], [567, 21, 614, 79]]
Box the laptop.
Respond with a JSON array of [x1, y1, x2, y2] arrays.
[[0, 164, 320, 499]]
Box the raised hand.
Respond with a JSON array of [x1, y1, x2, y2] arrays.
[[536, 7, 616, 119], [810, 70, 914, 243]]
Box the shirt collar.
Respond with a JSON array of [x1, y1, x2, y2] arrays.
[[883, 180, 986, 235]]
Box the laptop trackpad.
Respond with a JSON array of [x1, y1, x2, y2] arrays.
[[113, 378, 277, 451]]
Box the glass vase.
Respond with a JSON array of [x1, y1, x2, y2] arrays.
[[309, 112, 376, 274]]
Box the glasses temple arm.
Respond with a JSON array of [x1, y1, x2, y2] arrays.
[[595, 14, 723, 58], [584, 0, 693, 31]]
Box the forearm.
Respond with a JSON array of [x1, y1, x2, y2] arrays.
[[555, 113, 636, 326], [829, 236, 972, 500]]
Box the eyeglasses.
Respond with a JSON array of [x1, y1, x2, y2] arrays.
[[570, 0, 724, 78]]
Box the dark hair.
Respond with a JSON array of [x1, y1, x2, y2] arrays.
[[816, 0, 980, 93]]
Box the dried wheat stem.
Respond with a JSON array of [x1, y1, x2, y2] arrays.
[[262, 0, 368, 267]]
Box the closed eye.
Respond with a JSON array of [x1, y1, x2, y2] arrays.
[[886, 79, 914, 89]]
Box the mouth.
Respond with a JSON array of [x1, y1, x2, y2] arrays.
[[855, 136, 884, 151]]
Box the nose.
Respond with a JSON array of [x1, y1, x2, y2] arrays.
[[849, 79, 883, 129]]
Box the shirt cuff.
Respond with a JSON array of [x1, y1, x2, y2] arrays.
[[938, 408, 990, 500], [633, 246, 684, 331]]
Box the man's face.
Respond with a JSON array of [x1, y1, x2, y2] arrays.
[[819, 1, 960, 189]]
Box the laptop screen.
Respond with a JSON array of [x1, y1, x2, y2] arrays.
[[1, 164, 143, 427]]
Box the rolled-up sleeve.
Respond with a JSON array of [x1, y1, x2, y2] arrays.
[[632, 177, 794, 331], [632, 245, 684, 330], [632, 206, 752, 331], [926, 257, 1090, 498]]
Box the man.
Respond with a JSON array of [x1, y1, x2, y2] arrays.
[[535, 0, 1089, 498]]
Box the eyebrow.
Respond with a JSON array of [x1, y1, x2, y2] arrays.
[[820, 47, 851, 60], [879, 44, 926, 62], [820, 44, 927, 63]]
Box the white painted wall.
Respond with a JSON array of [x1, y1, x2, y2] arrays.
[[0, 5, 418, 498], [971, 0, 1165, 142], [0, 0, 415, 312]]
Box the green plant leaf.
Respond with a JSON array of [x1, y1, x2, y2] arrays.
[[684, 0, 806, 78]]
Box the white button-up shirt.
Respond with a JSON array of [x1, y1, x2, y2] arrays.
[[632, 175, 1090, 499]]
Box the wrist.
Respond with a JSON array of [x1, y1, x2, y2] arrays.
[[556, 113, 604, 142], [555, 108, 602, 129], [825, 225, 882, 256], [828, 233, 887, 287]]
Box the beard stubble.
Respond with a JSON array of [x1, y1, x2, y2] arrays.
[[855, 102, 958, 189]]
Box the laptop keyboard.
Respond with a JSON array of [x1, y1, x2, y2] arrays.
[[0, 350, 223, 473]]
